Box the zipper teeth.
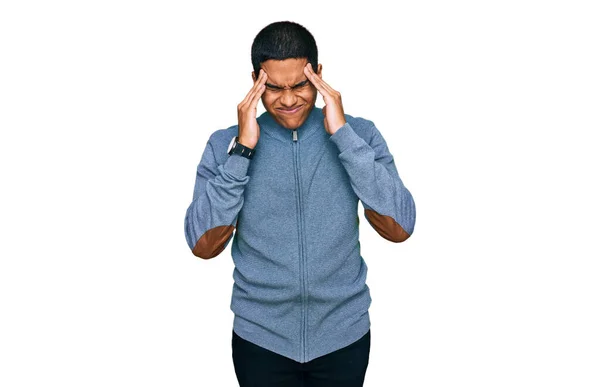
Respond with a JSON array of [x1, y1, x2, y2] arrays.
[[298, 146, 309, 363], [292, 131, 305, 362]]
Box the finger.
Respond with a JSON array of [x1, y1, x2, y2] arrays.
[[243, 71, 267, 110], [303, 64, 327, 95], [256, 68, 268, 85], [250, 82, 265, 109], [306, 63, 337, 96], [242, 69, 267, 105], [304, 64, 336, 99], [305, 63, 329, 90], [241, 69, 267, 106]]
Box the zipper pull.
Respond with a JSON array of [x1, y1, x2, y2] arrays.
[[292, 129, 298, 141]]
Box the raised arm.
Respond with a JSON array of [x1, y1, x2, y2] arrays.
[[184, 140, 251, 259], [329, 122, 416, 243], [184, 68, 267, 258], [303, 62, 416, 243]]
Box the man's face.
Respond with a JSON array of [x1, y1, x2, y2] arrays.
[[252, 58, 322, 130]]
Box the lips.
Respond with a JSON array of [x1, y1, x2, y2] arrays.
[[277, 105, 304, 114]]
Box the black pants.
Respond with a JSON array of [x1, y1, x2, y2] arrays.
[[232, 329, 370, 387]]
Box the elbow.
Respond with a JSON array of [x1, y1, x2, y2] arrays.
[[192, 246, 222, 260], [390, 230, 411, 243], [190, 225, 235, 260], [364, 209, 412, 243], [381, 226, 411, 243]]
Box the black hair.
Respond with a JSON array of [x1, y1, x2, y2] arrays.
[[251, 21, 318, 80]]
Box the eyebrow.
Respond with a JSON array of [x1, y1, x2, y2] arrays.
[[265, 79, 309, 89]]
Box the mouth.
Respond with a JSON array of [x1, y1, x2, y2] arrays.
[[277, 104, 304, 115]]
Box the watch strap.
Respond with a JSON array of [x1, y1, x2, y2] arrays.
[[229, 137, 255, 159]]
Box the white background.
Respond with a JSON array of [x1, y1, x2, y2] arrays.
[[1, 1, 599, 386]]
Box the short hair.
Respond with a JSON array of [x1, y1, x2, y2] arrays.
[[251, 21, 318, 80]]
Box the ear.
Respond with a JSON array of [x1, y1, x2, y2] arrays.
[[252, 70, 256, 83], [317, 63, 323, 79]]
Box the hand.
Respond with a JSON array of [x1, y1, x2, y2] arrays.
[[304, 63, 347, 135], [237, 68, 267, 148]]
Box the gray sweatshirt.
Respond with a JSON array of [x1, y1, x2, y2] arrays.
[[184, 106, 416, 363]]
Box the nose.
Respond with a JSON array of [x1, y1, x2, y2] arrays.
[[279, 89, 299, 108]]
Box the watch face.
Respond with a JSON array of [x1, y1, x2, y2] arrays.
[[227, 136, 237, 153]]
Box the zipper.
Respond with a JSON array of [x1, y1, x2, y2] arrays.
[[292, 128, 308, 362]]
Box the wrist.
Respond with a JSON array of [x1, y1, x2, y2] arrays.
[[237, 136, 257, 149]]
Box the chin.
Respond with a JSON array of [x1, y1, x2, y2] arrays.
[[279, 117, 305, 130], [273, 109, 310, 130]]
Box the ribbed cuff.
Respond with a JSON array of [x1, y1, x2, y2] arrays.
[[329, 122, 362, 153], [223, 153, 251, 178]]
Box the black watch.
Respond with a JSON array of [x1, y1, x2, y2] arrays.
[[227, 136, 255, 159]]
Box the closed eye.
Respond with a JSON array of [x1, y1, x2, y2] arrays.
[[265, 80, 310, 91], [293, 81, 309, 89]]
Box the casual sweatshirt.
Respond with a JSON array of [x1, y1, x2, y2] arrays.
[[184, 106, 416, 363]]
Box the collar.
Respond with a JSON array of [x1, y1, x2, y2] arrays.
[[258, 106, 323, 143]]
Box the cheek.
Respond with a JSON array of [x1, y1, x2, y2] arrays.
[[262, 95, 276, 105], [300, 90, 316, 102]]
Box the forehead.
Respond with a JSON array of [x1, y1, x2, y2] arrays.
[[261, 58, 309, 86]]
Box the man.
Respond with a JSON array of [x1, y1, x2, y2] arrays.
[[184, 21, 416, 387]]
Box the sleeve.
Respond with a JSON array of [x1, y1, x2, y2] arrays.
[[329, 121, 416, 242], [184, 138, 252, 258]]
